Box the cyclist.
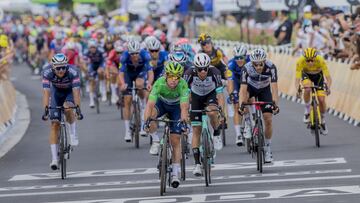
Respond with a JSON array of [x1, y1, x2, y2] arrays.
[[119, 40, 154, 142], [197, 33, 228, 79], [143, 61, 189, 188], [295, 47, 332, 135], [146, 37, 168, 81], [106, 40, 124, 104], [227, 44, 250, 146], [62, 41, 80, 67], [84, 40, 106, 107], [41, 53, 83, 170], [168, 44, 192, 73], [183, 53, 224, 176], [238, 48, 280, 163], [49, 32, 65, 58]]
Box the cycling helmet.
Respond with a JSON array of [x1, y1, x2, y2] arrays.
[[146, 38, 161, 50], [170, 43, 183, 53], [193, 53, 211, 68], [197, 33, 211, 43], [51, 53, 68, 67], [88, 39, 98, 48], [127, 40, 141, 54], [55, 32, 63, 40], [114, 40, 124, 52], [249, 48, 267, 62], [303, 47, 318, 60], [66, 41, 75, 50], [169, 52, 187, 64], [165, 61, 184, 77], [233, 44, 247, 57]]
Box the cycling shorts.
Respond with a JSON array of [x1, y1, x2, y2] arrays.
[[155, 99, 182, 134], [88, 62, 105, 79], [190, 91, 218, 125], [49, 87, 74, 121], [123, 70, 147, 95], [301, 72, 326, 96], [247, 85, 273, 113]]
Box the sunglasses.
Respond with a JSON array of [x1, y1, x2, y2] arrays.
[[200, 41, 210, 46], [167, 75, 181, 80], [149, 49, 159, 53], [54, 66, 67, 71], [306, 59, 314, 63], [130, 52, 139, 55], [197, 67, 208, 72], [235, 56, 246, 60], [253, 62, 264, 67]]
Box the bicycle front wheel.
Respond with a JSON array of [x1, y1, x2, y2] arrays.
[[257, 124, 264, 173], [312, 103, 321, 148], [59, 126, 67, 179], [134, 101, 141, 148], [160, 134, 168, 196], [95, 87, 100, 114], [221, 121, 226, 147], [202, 130, 211, 187], [180, 135, 186, 181]]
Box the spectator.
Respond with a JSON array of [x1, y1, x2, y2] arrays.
[[274, 10, 293, 46], [350, 32, 360, 70]]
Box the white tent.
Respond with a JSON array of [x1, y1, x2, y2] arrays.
[[0, 0, 33, 12]]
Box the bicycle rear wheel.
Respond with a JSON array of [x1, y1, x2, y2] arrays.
[[202, 131, 211, 187], [59, 126, 67, 179], [160, 133, 168, 196]]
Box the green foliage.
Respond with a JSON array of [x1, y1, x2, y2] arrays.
[[59, 0, 73, 11], [97, 0, 119, 13]]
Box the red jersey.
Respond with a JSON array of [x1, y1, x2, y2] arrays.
[[106, 49, 120, 68]]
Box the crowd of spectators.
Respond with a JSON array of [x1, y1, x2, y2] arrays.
[[277, 5, 360, 70], [0, 34, 14, 81]]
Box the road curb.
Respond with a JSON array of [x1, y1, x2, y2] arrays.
[[0, 91, 30, 159]]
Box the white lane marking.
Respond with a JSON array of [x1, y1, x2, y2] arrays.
[[9, 157, 347, 181], [44, 185, 360, 203], [1, 174, 360, 198], [0, 169, 351, 192]]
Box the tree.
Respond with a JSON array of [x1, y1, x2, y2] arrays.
[[59, 0, 73, 11]]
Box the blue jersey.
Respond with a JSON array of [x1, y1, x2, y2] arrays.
[[119, 49, 152, 73], [49, 39, 65, 54], [150, 50, 168, 80], [227, 55, 250, 81], [85, 49, 105, 68], [42, 65, 80, 90]]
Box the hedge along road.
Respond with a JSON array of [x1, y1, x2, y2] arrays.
[[0, 64, 359, 203]]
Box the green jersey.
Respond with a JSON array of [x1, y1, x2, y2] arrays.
[[149, 77, 189, 105]]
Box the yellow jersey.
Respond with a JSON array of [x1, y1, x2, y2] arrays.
[[295, 55, 330, 79]]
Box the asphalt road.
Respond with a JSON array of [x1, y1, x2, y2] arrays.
[[0, 64, 359, 203]]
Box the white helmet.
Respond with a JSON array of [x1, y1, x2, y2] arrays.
[[55, 32, 63, 40], [146, 38, 161, 50], [127, 40, 141, 54], [249, 48, 267, 62], [88, 39, 98, 48], [233, 44, 247, 57], [66, 41, 75, 50], [193, 53, 211, 68], [114, 40, 124, 52]]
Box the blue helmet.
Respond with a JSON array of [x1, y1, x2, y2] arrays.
[[51, 53, 68, 67]]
